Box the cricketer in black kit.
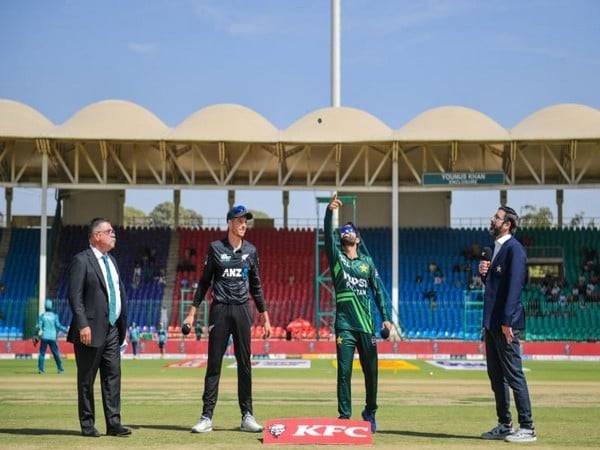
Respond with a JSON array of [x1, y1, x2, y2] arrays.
[[183, 205, 272, 434]]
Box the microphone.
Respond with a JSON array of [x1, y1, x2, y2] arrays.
[[481, 247, 493, 262]]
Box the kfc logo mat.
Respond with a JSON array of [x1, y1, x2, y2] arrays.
[[263, 418, 372, 445]]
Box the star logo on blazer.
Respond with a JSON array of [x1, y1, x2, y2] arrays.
[[496, 265, 502, 273]]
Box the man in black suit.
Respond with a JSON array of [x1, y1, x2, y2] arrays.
[[479, 206, 536, 443], [67, 218, 131, 437]]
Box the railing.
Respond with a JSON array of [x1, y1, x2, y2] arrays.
[[124, 216, 320, 230], [526, 246, 564, 259], [452, 217, 600, 229]]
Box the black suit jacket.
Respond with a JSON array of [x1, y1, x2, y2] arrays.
[[67, 248, 128, 347]]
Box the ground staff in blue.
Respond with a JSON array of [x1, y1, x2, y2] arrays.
[[37, 299, 67, 374]]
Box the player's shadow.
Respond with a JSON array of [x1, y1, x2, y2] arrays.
[[129, 424, 190, 432], [0, 428, 81, 436], [129, 424, 245, 433], [378, 430, 481, 440]]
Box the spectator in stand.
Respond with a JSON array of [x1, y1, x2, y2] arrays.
[[470, 243, 482, 260], [520, 235, 533, 248], [132, 263, 141, 289], [470, 275, 484, 290], [157, 269, 166, 285]]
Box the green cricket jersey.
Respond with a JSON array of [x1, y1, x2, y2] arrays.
[[324, 208, 390, 334]]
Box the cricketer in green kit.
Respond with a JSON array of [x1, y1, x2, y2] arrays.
[[325, 193, 392, 433]]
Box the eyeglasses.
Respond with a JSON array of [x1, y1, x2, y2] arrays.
[[96, 229, 116, 236], [491, 214, 506, 222]]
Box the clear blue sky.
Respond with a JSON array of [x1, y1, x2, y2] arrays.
[[1, 0, 600, 223]]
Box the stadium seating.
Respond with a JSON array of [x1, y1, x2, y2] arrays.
[[0, 229, 38, 339], [53, 225, 170, 329], [1, 223, 598, 342], [171, 228, 320, 330]]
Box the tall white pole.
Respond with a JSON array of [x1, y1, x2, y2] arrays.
[[391, 146, 399, 327], [39, 148, 48, 315], [331, 0, 341, 107]]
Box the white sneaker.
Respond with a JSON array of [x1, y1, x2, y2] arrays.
[[191, 416, 213, 433], [481, 423, 514, 440], [505, 428, 537, 443], [240, 413, 263, 432]]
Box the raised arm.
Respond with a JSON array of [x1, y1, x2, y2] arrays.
[[325, 193, 342, 263]]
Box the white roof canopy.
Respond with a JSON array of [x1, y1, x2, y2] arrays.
[[0, 99, 54, 138], [52, 100, 170, 141], [395, 106, 510, 142], [170, 104, 278, 143], [511, 104, 600, 140], [281, 107, 393, 143]]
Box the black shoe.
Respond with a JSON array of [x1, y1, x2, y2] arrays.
[[81, 427, 101, 437], [107, 425, 132, 436]]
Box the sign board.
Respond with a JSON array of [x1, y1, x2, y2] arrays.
[[422, 172, 505, 185], [264, 418, 372, 445]]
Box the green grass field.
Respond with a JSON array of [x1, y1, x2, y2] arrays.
[[1, 358, 599, 449]]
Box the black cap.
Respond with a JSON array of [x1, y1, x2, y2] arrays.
[[226, 205, 253, 221]]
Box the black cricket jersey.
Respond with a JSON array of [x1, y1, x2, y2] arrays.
[[193, 238, 266, 313]]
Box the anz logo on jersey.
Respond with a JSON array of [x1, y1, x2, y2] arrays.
[[222, 267, 249, 279], [342, 271, 367, 296]]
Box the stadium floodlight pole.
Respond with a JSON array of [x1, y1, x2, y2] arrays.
[[330, 0, 341, 227], [39, 143, 49, 316], [391, 144, 399, 327], [331, 0, 341, 107]]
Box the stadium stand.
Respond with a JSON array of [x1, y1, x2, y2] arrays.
[[0, 229, 38, 339], [1, 224, 598, 342], [52, 225, 170, 330]]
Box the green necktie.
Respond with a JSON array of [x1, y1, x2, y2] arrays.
[[101, 255, 118, 325]]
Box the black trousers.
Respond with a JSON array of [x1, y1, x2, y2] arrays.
[[202, 302, 253, 419], [485, 327, 534, 429], [74, 325, 122, 431]]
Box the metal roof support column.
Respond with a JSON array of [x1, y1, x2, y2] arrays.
[[556, 189, 564, 229], [500, 190, 507, 207], [36, 139, 49, 315], [174, 189, 181, 229], [5, 187, 12, 228], [391, 142, 399, 327], [228, 190, 235, 210], [282, 190, 289, 229]]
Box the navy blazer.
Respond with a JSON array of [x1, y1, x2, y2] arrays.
[[482, 236, 527, 330]]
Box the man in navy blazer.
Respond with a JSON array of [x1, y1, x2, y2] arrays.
[[479, 206, 536, 443]]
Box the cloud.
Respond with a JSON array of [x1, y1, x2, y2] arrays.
[[191, 1, 283, 37], [348, 0, 488, 36], [127, 42, 157, 55]]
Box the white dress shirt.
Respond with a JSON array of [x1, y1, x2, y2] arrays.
[[492, 234, 512, 264], [90, 245, 122, 320]]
